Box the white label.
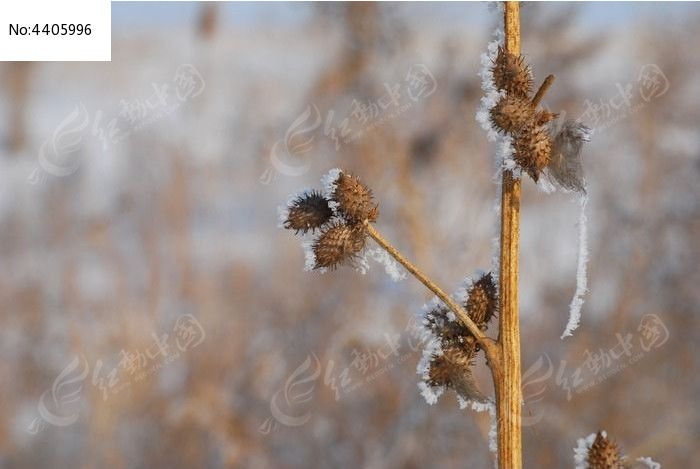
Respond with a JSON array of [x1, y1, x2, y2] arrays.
[[0, 0, 110, 61]]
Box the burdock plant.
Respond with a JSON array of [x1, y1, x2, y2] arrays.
[[574, 431, 660, 469], [279, 3, 660, 469]]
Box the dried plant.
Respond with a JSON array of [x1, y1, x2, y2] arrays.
[[278, 3, 659, 469], [489, 45, 591, 189], [283, 190, 333, 234], [574, 431, 660, 469], [420, 272, 497, 403], [493, 46, 533, 98], [587, 432, 624, 469]]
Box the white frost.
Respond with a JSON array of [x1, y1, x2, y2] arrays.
[[637, 457, 661, 469], [453, 274, 476, 305], [418, 381, 444, 406], [277, 187, 315, 228], [416, 338, 444, 405], [301, 240, 318, 272], [355, 247, 406, 282], [561, 194, 589, 339], [476, 31, 505, 142], [573, 431, 599, 469], [476, 28, 519, 175], [461, 400, 497, 460], [320, 167, 342, 214], [476, 28, 515, 293], [536, 176, 557, 194]]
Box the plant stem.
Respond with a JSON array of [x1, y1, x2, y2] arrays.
[[532, 74, 555, 107], [495, 2, 523, 469], [364, 222, 498, 360]]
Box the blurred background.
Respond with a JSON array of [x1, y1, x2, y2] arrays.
[[0, 2, 697, 468]]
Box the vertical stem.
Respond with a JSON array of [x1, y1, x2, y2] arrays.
[[495, 2, 523, 469]]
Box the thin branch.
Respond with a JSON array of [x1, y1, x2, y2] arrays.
[[531, 74, 555, 107], [364, 222, 498, 359]]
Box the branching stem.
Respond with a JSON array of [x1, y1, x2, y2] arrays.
[[364, 222, 499, 361]]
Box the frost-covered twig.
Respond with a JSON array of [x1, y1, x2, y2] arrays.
[[279, 169, 497, 358], [561, 194, 589, 338], [365, 222, 496, 355]]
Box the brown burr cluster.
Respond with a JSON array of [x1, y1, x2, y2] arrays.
[[587, 432, 625, 469], [490, 47, 590, 191], [422, 273, 497, 402], [282, 171, 378, 270]]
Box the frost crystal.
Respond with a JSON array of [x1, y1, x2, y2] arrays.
[[416, 339, 444, 405], [453, 274, 476, 305], [356, 247, 406, 281], [476, 28, 510, 292], [561, 194, 589, 339], [320, 167, 342, 213], [277, 187, 315, 228], [637, 457, 661, 469], [489, 170, 503, 288], [301, 240, 319, 273], [461, 400, 498, 461], [418, 380, 444, 405], [573, 431, 599, 469], [536, 175, 557, 194], [476, 29, 517, 175]]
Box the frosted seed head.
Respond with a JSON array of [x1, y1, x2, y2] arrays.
[[490, 95, 536, 134], [283, 190, 333, 234], [331, 171, 379, 223], [535, 109, 559, 127], [492, 46, 533, 98], [424, 303, 471, 347], [587, 432, 624, 469], [426, 345, 485, 403], [465, 272, 498, 327], [312, 222, 367, 270], [514, 122, 553, 182]]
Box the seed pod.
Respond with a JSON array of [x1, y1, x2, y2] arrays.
[[587, 432, 624, 469], [332, 172, 379, 222], [427, 345, 485, 402], [534, 109, 558, 127], [514, 122, 552, 182], [424, 272, 496, 347], [492, 47, 533, 98], [312, 222, 367, 270], [424, 303, 477, 349], [547, 120, 591, 194], [466, 273, 498, 327], [490, 95, 535, 134], [283, 190, 333, 234]]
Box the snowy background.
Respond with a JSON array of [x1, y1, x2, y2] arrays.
[[0, 2, 698, 468]]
